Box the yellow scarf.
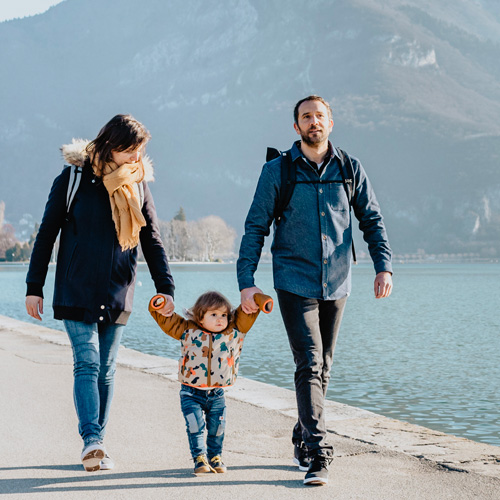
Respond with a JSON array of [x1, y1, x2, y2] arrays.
[[96, 159, 146, 251]]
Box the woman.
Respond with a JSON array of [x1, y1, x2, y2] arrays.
[[25, 114, 175, 472]]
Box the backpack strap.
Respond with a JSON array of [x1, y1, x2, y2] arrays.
[[65, 164, 83, 221], [137, 181, 145, 208], [336, 148, 355, 204], [275, 151, 296, 225], [336, 148, 357, 264]]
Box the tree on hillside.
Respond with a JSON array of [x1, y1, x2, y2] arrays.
[[0, 201, 18, 260], [173, 206, 186, 222]]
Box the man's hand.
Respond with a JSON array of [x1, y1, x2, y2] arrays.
[[374, 272, 393, 299], [156, 294, 175, 317], [241, 286, 263, 314], [26, 295, 44, 321]]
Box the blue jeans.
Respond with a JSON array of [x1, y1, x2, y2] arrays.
[[63, 320, 124, 446], [276, 289, 347, 458], [179, 385, 226, 460]]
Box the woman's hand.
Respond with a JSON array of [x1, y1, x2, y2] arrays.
[[26, 295, 44, 321], [156, 294, 175, 317]]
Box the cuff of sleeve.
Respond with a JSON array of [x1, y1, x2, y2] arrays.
[[254, 293, 274, 314], [156, 286, 175, 300], [374, 262, 393, 275], [150, 295, 165, 310], [27, 282, 44, 298], [238, 279, 255, 291]]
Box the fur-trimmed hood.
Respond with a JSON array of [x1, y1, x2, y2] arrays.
[[61, 138, 155, 182]]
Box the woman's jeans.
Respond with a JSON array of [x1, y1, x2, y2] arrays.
[[276, 289, 347, 458], [63, 320, 124, 446], [180, 385, 226, 460]]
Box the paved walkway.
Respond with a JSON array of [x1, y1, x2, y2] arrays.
[[1, 315, 499, 499]]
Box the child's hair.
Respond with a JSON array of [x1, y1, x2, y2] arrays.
[[186, 291, 233, 326]]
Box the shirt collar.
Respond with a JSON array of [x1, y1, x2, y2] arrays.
[[290, 140, 340, 163]]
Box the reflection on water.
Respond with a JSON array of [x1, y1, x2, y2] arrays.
[[2, 262, 500, 446]]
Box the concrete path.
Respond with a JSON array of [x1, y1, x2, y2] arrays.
[[1, 315, 499, 499]]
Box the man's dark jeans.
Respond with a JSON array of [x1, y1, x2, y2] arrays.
[[276, 289, 347, 458]]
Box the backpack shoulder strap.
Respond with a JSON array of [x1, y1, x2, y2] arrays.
[[335, 148, 355, 204], [65, 164, 83, 218], [137, 181, 145, 208], [336, 147, 357, 264], [275, 150, 296, 225]]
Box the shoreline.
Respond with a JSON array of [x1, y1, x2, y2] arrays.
[[1, 313, 499, 480]]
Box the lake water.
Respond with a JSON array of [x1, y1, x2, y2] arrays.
[[1, 262, 499, 447]]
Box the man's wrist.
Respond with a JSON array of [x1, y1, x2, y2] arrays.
[[239, 281, 255, 292]]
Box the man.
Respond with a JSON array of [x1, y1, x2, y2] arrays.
[[237, 95, 392, 486]]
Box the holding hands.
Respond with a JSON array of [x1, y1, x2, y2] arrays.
[[240, 286, 263, 314], [151, 294, 175, 317]]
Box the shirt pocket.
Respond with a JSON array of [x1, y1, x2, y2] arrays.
[[326, 183, 350, 243]]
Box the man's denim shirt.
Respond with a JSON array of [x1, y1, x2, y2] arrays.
[[237, 141, 392, 300]]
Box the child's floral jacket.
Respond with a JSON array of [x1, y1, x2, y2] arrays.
[[149, 293, 272, 388]]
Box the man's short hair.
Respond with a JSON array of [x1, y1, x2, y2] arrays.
[[294, 95, 333, 124]]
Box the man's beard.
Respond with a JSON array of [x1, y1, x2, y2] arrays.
[[300, 127, 328, 146]]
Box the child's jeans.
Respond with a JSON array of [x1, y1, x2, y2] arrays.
[[180, 385, 226, 460]]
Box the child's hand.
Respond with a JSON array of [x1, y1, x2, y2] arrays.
[[152, 294, 175, 317]]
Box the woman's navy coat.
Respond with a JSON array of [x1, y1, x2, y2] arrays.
[[27, 157, 174, 325]]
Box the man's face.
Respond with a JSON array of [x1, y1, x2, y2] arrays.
[[294, 100, 333, 146]]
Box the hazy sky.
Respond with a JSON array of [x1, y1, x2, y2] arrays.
[[0, 0, 65, 22]]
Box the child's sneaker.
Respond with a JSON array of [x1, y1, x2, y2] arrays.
[[209, 455, 227, 473], [100, 453, 115, 470], [81, 442, 106, 472], [194, 454, 212, 474]]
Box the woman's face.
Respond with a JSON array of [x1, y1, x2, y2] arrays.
[[111, 145, 142, 167]]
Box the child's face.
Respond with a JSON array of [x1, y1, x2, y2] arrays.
[[200, 308, 229, 333]]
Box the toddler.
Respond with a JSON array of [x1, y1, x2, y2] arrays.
[[149, 290, 272, 474]]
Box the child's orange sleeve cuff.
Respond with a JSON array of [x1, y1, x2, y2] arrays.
[[254, 293, 273, 314], [150, 295, 165, 310]]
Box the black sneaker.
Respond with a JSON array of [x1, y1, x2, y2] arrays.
[[303, 456, 332, 486], [293, 443, 310, 471]]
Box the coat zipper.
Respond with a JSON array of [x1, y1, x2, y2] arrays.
[[207, 333, 212, 387]]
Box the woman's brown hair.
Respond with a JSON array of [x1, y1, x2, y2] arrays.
[[186, 291, 233, 327], [86, 114, 151, 176]]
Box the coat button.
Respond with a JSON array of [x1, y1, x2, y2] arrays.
[[322, 235, 327, 240], [99, 316, 104, 321], [100, 305, 105, 309], [319, 188, 323, 194], [323, 283, 327, 288]]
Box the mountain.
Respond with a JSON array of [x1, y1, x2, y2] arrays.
[[1, 0, 499, 255]]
